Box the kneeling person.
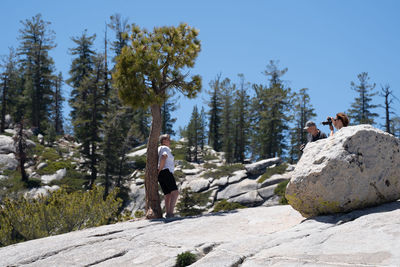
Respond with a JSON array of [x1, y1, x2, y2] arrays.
[[158, 134, 179, 218]]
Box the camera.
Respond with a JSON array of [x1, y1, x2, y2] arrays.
[[322, 117, 332, 125]]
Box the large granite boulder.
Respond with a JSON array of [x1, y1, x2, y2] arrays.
[[244, 157, 281, 176], [217, 179, 259, 200], [41, 168, 67, 184], [0, 153, 18, 170], [0, 135, 15, 153], [187, 178, 210, 193], [286, 125, 400, 218]]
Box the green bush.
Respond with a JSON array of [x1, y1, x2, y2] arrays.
[[37, 160, 74, 175], [202, 153, 218, 161], [0, 171, 41, 197], [0, 186, 122, 247], [169, 141, 186, 161], [176, 188, 205, 217], [173, 170, 186, 181], [203, 162, 217, 170], [257, 163, 288, 184], [49, 169, 87, 191], [134, 210, 145, 218], [212, 199, 246, 213], [274, 180, 290, 205], [202, 163, 244, 179], [181, 160, 195, 169], [175, 251, 197, 267], [32, 145, 61, 162], [131, 155, 146, 170]]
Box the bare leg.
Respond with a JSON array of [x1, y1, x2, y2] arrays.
[[169, 190, 179, 216], [164, 193, 171, 217]]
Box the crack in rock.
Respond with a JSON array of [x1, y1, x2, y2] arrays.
[[88, 230, 123, 237], [84, 250, 128, 266], [258, 255, 385, 267], [17, 236, 122, 265]]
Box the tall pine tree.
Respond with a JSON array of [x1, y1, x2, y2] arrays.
[[220, 78, 235, 163], [348, 72, 378, 125], [288, 88, 316, 163], [251, 60, 291, 159], [1, 48, 21, 131], [207, 75, 222, 152], [52, 72, 64, 135], [232, 74, 250, 163], [18, 14, 56, 132]]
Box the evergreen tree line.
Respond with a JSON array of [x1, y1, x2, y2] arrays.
[[0, 14, 175, 195], [1, 14, 399, 192], [183, 61, 400, 164]]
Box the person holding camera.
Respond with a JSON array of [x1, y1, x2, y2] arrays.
[[300, 121, 327, 151], [325, 112, 350, 136]]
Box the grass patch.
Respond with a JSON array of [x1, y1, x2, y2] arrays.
[[274, 180, 290, 205], [49, 169, 87, 191], [0, 170, 42, 198], [173, 170, 185, 182], [192, 191, 212, 206], [202, 153, 218, 161], [176, 188, 208, 217], [181, 160, 195, 169], [134, 210, 145, 218], [257, 163, 288, 184], [203, 162, 217, 170], [212, 199, 246, 212], [2, 132, 14, 137], [131, 155, 146, 170], [36, 160, 74, 175], [31, 144, 61, 162], [176, 251, 197, 267], [202, 163, 244, 179]]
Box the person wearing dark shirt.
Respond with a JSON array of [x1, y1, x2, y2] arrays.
[[300, 121, 327, 151]]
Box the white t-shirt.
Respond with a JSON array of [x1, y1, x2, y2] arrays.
[[158, 145, 174, 173]]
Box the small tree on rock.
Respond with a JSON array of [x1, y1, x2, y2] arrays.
[[113, 23, 201, 219]]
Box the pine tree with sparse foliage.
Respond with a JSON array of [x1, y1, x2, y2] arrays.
[[380, 84, 398, 134], [113, 23, 201, 219], [289, 88, 316, 163], [347, 72, 378, 125]]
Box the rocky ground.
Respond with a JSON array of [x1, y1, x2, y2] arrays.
[[1, 200, 400, 266], [126, 144, 294, 215], [0, 127, 293, 216]]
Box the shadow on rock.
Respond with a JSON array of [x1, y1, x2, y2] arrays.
[[308, 200, 400, 225]]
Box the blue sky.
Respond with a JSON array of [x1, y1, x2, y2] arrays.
[[1, 0, 399, 137]]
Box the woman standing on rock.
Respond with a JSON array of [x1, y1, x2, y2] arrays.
[[328, 112, 349, 136], [158, 134, 179, 218]]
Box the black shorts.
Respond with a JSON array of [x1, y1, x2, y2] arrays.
[[158, 169, 178, 195]]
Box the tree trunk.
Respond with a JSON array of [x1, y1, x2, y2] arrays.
[[145, 104, 162, 219]]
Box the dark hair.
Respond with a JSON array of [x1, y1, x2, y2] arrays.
[[336, 112, 349, 127], [159, 134, 170, 145]]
